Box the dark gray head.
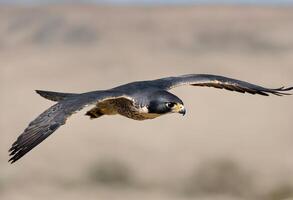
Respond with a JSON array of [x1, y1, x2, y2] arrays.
[[147, 90, 186, 115]]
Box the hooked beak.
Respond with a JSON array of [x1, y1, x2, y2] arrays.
[[173, 103, 186, 116]]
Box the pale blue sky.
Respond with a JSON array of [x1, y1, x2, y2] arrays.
[[0, 0, 293, 5]]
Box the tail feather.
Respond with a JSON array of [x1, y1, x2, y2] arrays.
[[36, 90, 77, 102]]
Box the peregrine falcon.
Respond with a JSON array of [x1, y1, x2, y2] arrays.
[[9, 74, 293, 163]]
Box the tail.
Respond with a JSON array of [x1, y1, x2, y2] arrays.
[[36, 90, 78, 102]]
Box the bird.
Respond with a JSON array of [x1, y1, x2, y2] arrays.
[[9, 74, 293, 163]]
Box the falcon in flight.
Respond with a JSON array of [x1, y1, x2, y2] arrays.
[[9, 74, 293, 163]]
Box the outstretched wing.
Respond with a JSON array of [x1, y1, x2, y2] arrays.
[[9, 91, 127, 163], [153, 74, 293, 96]]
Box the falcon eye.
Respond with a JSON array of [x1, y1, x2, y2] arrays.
[[166, 102, 175, 108]]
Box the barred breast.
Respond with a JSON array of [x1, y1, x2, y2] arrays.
[[86, 98, 160, 120]]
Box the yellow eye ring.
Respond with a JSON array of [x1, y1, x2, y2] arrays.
[[166, 102, 175, 108]]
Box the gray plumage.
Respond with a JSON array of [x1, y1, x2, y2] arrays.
[[9, 74, 293, 163]]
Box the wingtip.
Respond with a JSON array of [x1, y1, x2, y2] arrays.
[[8, 146, 14, 153], [8, 156, 16, 164], [269, 86, 293, 96], [8, 147, 17, 163], [283, 86, 293, 92], [35, 90, 42, 94], [8, 151, 22, 164]]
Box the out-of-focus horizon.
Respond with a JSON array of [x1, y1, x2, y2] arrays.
[[0, 2, 293, 200], [1, 0, 293, 5]]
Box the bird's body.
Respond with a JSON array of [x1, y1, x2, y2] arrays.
[[87, 95, 157, 120], [9, 74, 293, 163], [85, 82, 185, 120]]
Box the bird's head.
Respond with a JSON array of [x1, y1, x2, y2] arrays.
[[147, 91, 186, 116]]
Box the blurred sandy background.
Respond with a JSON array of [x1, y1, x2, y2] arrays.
[[0, 4, 293, 200]]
